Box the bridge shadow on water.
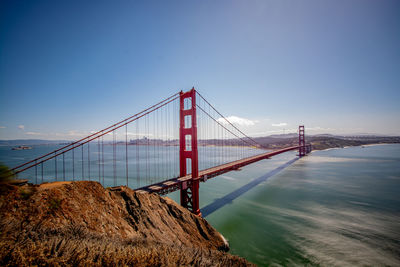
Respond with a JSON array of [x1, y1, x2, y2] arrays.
[[202, 157, 299, 217]]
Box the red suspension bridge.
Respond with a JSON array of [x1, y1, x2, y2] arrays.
[[10, 88, 311, 216]]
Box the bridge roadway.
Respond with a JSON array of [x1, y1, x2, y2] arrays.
[[135, 145, 301, 195]]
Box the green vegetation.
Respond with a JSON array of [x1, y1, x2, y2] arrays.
[[48, 197, 62, 211], [19, 187, 35, 200], [0, 163, 14, 183]]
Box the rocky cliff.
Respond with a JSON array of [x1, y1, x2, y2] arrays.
[[0, 181, 253, 266]]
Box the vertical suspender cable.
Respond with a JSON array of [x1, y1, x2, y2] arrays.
[[146, 115, 149, 184], [165, 103, 168, 179], [113, 130, 116, 186], [54, 152, 57, 181], [167, 101, 170, 178], [63, 153, 65, 181], [88, 142, 90, 181], [35, 160, 37, 184], [102, 136, 104, 186], [72, 149, 75, 181], [98, 138, 100, 184], [81, 144, 84, 180], [136, 120, 139, 187], [126, 124, 128, 187], [155, 108, 158, 180], [153, 111, 156, 182]]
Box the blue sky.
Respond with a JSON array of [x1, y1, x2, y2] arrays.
[[1, 0, 399, 140]]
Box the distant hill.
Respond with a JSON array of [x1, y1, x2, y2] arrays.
[[253, 135, 400, 150], [267, 133, 298, 138], [1, 135, 399, 151], [0, 139, 70, 146]]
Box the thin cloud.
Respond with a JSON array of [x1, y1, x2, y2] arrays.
[[250, 128, 298, 136], [25, 131, 42, 136], [217, 116, 258, 126], [307, 126, 336, 131], [271, 122, 287, 127], [18, 125, 25, 130], [68, 130, 85, 136], [0, 126, 5, 129]]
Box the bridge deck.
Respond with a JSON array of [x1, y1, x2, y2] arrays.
[[135, 145, 301, 195]]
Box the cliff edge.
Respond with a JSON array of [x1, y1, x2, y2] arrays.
[[0, 181, 252, 266]]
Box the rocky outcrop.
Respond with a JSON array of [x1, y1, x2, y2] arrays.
[[0, 181, 252, 266]]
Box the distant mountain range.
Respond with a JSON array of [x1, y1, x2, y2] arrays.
[[260, 133, 396, 139], [1, 134, 399, 151], [252, 135, 400, 150], [266, 133, 298, 138], [0, 139, 71, 146]]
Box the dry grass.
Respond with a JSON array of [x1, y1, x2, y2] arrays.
[[0, 225, 251, 266], [0, 182, 254, 266]]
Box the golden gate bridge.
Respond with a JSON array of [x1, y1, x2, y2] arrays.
[[9, 88, 311, 216]]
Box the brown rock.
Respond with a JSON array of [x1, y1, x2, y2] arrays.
[[0, 181, 253, 266]]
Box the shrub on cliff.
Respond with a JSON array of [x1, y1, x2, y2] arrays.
[[0, 163, 14, 183]]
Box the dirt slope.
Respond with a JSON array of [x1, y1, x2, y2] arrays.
[[0, 181, 253, 266]]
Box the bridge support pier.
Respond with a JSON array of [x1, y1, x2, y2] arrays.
[[306, 144, 312, 154], [179, 88, 201, 216]]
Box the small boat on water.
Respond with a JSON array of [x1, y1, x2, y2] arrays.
[[12, 146, 32, 150]]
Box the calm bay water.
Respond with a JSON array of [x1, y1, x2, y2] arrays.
[[170, 144, 400, 266], [0, 144, 262, 188], [1, 144, 399, 266]]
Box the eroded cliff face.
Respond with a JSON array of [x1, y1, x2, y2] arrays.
[[0, 181, 252, 266]]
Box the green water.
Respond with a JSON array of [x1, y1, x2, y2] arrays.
[[2, 143, 399, 265], [169, 144, 400, 266]]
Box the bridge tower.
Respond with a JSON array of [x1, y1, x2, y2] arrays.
[[179, 88, 201, 216], [299, 125, 306, 157]]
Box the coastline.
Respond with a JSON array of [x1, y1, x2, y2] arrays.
[[317, 142, 396, 152]]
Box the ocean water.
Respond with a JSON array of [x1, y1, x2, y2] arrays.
[[0, 144, 262, 188], [168, 144, 399, 266], [1, 144, 399, 266]]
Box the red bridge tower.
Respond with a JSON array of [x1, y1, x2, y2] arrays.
[[179, 88, 201, 216]]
